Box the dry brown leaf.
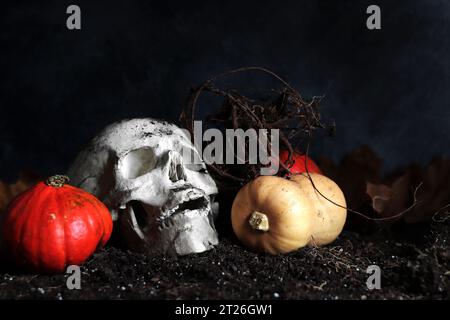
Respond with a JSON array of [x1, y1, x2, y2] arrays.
[[0, 171, 40, 213], [366, 172, 414, 222], [365, 157, 450, 223], [320, 146, 450, 224], [0, 182, 10, 214], [408, 157, 450, 223], [366, 182, 392, 214]]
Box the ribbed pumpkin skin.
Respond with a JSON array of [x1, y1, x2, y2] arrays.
[[1, 182, 113, 273]]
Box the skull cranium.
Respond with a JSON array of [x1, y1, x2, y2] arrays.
[[68, 118, 219, 255]]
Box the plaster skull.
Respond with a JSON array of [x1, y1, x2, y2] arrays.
[[68, 118, 219, 256]]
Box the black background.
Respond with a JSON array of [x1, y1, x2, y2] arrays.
[[1, 0, 449, 181]]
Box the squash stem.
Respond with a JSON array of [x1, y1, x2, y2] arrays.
[[46, 175, 70, 188], [249, 211, 269, 232]]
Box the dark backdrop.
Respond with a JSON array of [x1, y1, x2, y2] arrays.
[[1, 0, 449, 181]]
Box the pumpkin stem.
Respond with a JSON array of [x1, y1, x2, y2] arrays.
[[249, 211, 269, 232], [46, 175, 70, 188]]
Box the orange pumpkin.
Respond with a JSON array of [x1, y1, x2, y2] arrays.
[[278, 150, 322, 175], [0, 175, 113, 273]]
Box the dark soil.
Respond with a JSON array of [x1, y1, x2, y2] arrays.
[[0, 219, 449, 300]]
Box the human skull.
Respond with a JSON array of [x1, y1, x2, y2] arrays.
[[68, 118, 219, 256]]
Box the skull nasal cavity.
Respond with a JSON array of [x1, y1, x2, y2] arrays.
[[170, 163, 186, 182], [121, 148, 157, 179]]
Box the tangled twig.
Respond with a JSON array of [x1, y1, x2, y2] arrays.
[[432, 204, 450, 223], [180, 66, 333, 188]]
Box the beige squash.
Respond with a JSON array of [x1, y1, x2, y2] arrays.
[[231, 176, 315, 254], [290, 173, 347, 246]]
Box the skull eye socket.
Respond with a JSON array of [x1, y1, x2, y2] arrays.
[[120, 148, 157, 179]]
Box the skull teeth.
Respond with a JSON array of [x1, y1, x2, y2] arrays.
[[153, 199, 210, 231], [123, 190, 211, 231]]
